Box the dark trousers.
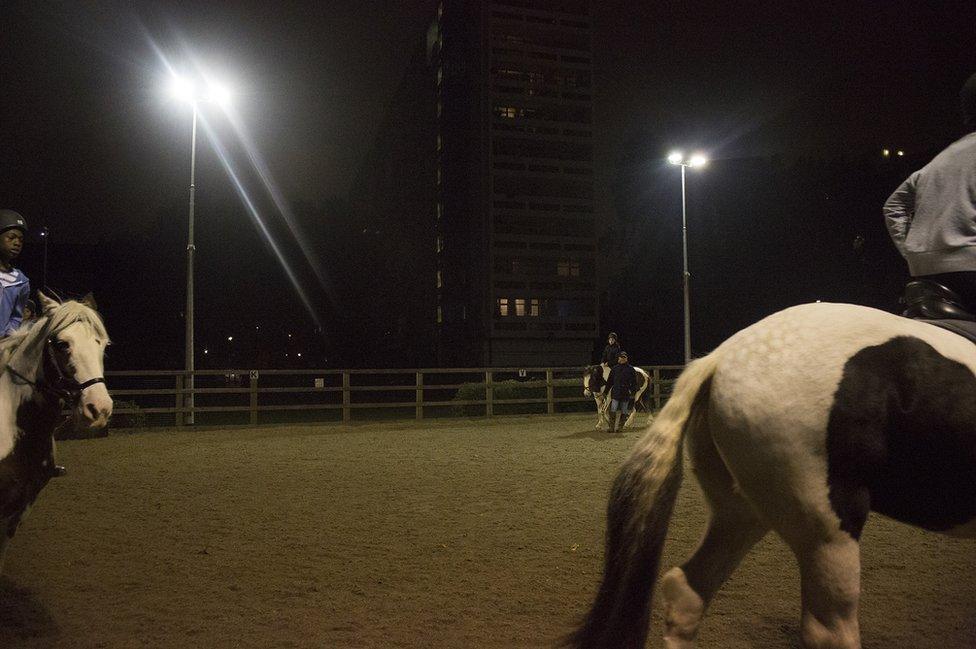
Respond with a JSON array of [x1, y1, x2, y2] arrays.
[[918, 271, 976, 310]]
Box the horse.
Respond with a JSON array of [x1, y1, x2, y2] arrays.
[[582, 363, 650, 430], [568, 302, 976, 649], [0, 293, 112, 574]]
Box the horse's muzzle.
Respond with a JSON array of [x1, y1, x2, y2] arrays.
[[77, 383, 113, 429]]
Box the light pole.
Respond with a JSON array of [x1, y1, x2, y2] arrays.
[[168, 74, 231, 424], [667, 151, 708, 364]]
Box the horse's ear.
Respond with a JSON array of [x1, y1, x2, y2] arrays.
[[37, 291, 59, 315], [80, 292, 97, 310]]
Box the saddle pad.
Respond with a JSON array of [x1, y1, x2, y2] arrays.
[[919, 318, 976, 345]]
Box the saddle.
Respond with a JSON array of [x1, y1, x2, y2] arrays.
[[902, 279, 976, 344]]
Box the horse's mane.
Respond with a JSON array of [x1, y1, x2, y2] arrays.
[[0, 300, 109, 366]]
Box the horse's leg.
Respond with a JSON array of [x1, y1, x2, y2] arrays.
[[784, 532, 862, 649], [625, 378, 648, 428], [660, 416, 769, 648], [594, 396, 608, 429]]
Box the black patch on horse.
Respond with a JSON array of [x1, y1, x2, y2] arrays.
[[585, 365, 606, 395], [826, 336, 976, 538], [0, 395, 61, 538]]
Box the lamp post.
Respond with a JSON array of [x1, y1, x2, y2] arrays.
[[168, 75, 231, 424], [667, 151, 708, 364]]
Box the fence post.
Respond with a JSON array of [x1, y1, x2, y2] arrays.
[[546, 369, 555, 415], [485, 370, 493, 417], [249, 371, 259, 425], [175, 374, 184, 427], [342, 371, 351, 423], [653, 368, 661, 410], [415, 371, 424, 420]]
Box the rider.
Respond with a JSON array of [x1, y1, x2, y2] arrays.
[[605, 350, 637, 433], [884, 72, 976, 315], [601, 332, 621, 367], [0, 211, 63, 477], [0, 209, 30, 336]]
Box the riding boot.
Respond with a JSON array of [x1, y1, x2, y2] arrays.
[[607, 412, 616, 433], [614, 413, 624, 432]]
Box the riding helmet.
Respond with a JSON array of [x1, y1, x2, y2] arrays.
[[0, 209, 27, 235], [608, 332, 618, 339], [963, 72, 976, 129], [617, 350, 628, 359]]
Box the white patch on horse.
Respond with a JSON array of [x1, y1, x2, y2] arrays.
[[569, 302, 976, 649]]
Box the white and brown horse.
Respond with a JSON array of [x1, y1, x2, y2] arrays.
[[569, 302, 976, 649], [582, 363, 650, 430], [0, 293, 112, 573]]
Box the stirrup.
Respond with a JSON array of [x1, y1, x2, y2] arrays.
[[902, 280, 976, 321]]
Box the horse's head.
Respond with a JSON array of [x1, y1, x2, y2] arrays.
[[38, 293, 113, 430], [582, 364, 606, 398]]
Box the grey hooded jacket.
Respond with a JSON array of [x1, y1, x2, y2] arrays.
[[884, 132, 976, 276]]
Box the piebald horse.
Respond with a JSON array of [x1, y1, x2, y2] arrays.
[[0, 293, 112, 573], [569, 302, 976, 649], [582, 363, 650, 430]]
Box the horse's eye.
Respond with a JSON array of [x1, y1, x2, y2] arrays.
[[52, 339, 70, 353]]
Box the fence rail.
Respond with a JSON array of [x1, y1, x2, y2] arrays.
[[102, 366, 685, 428]]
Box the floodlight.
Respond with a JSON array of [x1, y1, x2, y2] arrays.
[[169, 75, 197, 103], [667, 151, 684, 165]]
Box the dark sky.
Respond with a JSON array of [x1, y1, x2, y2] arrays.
[[2, 0, 975, 365]]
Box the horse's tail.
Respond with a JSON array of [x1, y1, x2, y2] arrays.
[[565, 352, 720, 649]]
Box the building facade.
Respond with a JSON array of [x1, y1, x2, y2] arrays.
[[431, 0, 597, 366]]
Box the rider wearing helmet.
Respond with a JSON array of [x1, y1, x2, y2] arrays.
[[0, 209, 30, 336], [885, 72, 976, 316], [601, 332, 621, 367]]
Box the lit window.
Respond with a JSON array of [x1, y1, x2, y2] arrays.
[[557, 260, 581, 277], [498, 298, 509, 316], [515, 298, 526, 316], [436, 270, 443, 288], [530, 298, 540, 316], [495, 106, 519, 119]]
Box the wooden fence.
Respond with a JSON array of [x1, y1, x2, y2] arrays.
[[104, 366, 685, 428]]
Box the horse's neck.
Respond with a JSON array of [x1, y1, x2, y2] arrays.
[[0, 363, 56, 460]]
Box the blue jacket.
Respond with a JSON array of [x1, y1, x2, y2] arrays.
[[0, 268, 29, 336]]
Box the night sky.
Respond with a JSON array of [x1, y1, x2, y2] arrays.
[[2, 0, 975, 367]]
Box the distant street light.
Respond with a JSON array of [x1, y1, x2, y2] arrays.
[[38, 226, 49, 289], [167, 72, 232, 424], [667, 151, 708, 364]]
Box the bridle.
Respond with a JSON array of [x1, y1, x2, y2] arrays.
[[7, 336, 105, 407]]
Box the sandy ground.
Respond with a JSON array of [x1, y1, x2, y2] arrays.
[[0, 414, 973, 648]]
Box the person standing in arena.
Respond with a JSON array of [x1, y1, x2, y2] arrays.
[[605, 350, 637, 433], [0, 209, 30, 336]]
